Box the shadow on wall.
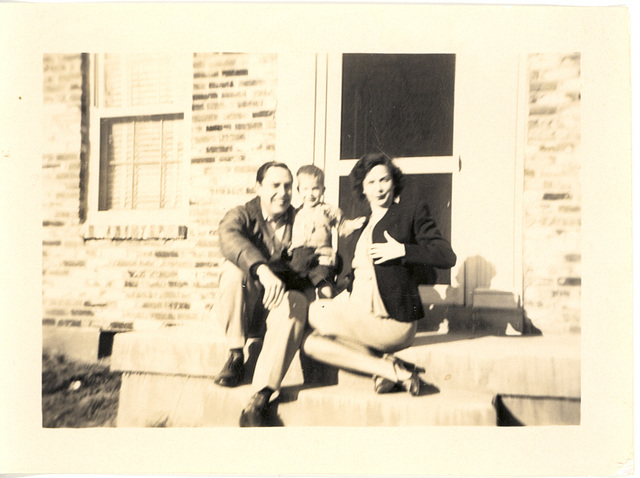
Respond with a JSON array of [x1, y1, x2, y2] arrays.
[[419, 255, 541, 336]]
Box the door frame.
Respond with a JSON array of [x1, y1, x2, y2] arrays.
[[314, 53, 465, 306]]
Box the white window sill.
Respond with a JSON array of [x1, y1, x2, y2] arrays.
[[82, 208, 188, 240], [82, 223, 187, 240]]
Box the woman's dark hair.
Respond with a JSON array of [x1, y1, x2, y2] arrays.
[[349, 153, 404, 201]]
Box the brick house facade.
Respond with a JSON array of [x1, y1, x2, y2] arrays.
[[42, 51, 581, 340], [523, 53, 581, 334], [43, 53, 279, 331]]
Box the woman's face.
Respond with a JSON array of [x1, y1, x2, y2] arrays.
[[362, 164, 394, 209]]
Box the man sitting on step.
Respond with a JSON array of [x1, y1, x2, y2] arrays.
[[214, 161, 314, 427]]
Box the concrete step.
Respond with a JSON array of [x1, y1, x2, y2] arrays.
[[111, 325, 580, 426], [112, 325, 580, 398], [333, 367, 581, 426], [495, 395, 581, 426], [110, 323, 229, 377], [116, 372, 497, 427], [276, 386, 496, 427], [110, 323, 310, 387], [383, 332, 580, 398]]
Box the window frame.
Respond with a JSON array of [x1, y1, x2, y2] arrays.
[[85, 53, 192, 231]]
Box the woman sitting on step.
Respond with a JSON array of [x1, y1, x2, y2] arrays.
[[302, 153, 457, 395]]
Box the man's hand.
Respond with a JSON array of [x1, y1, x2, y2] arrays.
[[256, 264, 286, 310], [352, 216, 367, 229], [369, 230, 406, 264]]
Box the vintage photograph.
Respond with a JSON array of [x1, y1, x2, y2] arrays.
[[41, 50, 582, 428], [1, 3, 632, 476]]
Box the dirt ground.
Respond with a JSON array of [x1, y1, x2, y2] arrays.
[[42, 353, 121, 428]]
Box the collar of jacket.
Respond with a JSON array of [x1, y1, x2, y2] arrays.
[[355, 201, 400, 238], [245, 196, 295, 225]]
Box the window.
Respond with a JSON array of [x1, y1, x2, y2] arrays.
[[340, 53, 455, 160], [84, 53, 191, 239], [99, 114, 184, 211]]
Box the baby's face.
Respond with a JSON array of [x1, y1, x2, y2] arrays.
[[297, 174, 324, 208]]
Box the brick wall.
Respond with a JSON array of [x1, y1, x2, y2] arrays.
[[523, 53, 581, 334], [42, 53, 278, 330], [42, 54, 85, 327], [188, 52, 277, 268]]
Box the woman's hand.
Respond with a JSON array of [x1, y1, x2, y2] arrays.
[[369, 230, 406, 264]]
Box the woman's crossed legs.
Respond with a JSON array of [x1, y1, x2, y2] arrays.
[[303, 298, 417, 384]]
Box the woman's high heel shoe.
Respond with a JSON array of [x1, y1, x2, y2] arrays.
[[373, 357, 426, 397], [401, 368, 422, 397]]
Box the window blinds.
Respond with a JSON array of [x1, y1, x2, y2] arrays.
[[99, 115, 184, 211]]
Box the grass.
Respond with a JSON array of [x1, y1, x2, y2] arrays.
[[42, 353, 122, 428]]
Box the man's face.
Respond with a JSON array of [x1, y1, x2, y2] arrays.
[[256, 166, 293, 219]]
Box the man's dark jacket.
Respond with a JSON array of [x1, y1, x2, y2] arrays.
[[218, 196, 295, 277]]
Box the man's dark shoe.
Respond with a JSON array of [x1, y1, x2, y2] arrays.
[[239, 392, 270, 427], [213, 353, 245, 387]]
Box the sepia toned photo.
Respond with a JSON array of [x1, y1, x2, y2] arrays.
[[41, 50, 581, 429], [0, 3, 632, 476]]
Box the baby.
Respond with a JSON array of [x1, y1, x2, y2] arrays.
[[289, 165, 365, 298]]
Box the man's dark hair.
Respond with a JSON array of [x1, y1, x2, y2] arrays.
[[256, 161, 292, 184], [349, 153, 404, 201]]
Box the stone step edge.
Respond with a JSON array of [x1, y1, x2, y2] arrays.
[[336, 364, 580, 400], [115, 369, 493, 404], [275, 386, 498, 427], [111, 331, 580, 388], [116, 372, 499, 427], [109, 328, 551, 375]]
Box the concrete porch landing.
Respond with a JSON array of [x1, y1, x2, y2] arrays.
[[111, 323, 580, 427]]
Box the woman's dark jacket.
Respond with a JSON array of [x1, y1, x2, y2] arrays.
[[337, 199, 456, 322]]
